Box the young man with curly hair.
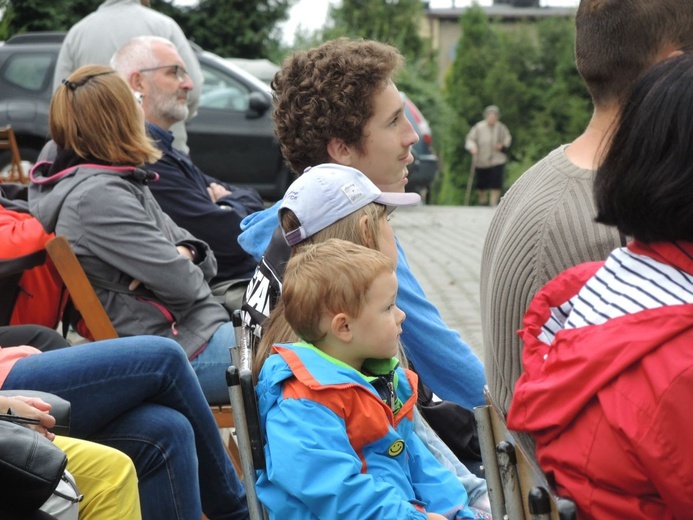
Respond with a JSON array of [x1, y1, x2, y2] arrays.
[[238, 38, 486, 411]]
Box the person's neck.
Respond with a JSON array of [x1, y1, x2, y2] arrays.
[[564, 104, 620, 170], [147, 117, 172, 132], [314, 336, 362, 372]]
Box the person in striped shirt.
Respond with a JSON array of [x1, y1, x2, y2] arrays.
[[508, 52, 693, 520]]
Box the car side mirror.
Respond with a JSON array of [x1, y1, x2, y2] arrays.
[[246, 92, 270, 119]]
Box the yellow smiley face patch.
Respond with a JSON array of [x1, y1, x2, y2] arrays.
[[387, 440, 405, 457]]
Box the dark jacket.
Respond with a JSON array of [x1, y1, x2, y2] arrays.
[[146, 123, 264, 284]]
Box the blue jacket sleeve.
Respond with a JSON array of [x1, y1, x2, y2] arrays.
[[396, 240, 486, 408], [147, 153, 260, 282], [258, 398, 428, 520], [239, 201, 282, 261]]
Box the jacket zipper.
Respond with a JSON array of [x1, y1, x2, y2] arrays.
[[136, 297, 179, 335]]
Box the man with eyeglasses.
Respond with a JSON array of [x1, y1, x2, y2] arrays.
[[112, 36, 265, 312], [53, 0, 203, 153]]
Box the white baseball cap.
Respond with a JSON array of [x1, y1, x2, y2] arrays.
[[280, 164, 420, 246]]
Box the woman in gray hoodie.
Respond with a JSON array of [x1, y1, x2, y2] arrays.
[[29, 65, 235, 405]]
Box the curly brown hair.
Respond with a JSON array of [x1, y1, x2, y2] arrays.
[[271, 38, 404, 175]]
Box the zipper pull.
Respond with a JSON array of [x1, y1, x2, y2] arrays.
[[387, 370, 396, 410]]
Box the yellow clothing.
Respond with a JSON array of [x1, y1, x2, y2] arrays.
[[53, 436, 141, 520]]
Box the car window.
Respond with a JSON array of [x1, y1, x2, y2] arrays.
[[199, 64, 250, 111], [2, 52, 53, 92]]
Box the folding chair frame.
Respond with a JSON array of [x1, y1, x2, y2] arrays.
[[228, 310, 268, 520], [0, 125, 28, 184], [474, 386, 577, 520]]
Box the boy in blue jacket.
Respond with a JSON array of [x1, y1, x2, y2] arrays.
[[256, 238, 477, 520]]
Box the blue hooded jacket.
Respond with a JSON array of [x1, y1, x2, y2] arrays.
[[256, 342, 474, 519]]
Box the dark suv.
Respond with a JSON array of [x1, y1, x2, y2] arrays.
[[0, 32, 438, 200], [0, 32, 291, 199]]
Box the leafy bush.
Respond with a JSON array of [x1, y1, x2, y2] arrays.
[[438, 6, 592, 205]]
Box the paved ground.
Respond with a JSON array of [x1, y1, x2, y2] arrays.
[[390, 204, 496, 360]]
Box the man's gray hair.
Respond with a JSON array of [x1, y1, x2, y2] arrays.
[[110, 36, 176, 78]]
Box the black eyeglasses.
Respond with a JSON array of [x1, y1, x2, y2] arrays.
[[139, 64, 188, 82]]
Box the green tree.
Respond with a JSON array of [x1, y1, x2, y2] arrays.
[[0, 0, 123, 34], [438, 6, 591, 205], [0, 0, 290, 59], [439, 4, 498, 204], [182, 0, 293, 58], [0, 0, 12, 41], [325, 0, 425, 62]]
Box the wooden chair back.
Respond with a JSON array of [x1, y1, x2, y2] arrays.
[[0, 126, 28, 184]]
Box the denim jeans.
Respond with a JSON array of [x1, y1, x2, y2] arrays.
[[191, 321, 235, 405], [3, 336, 248, 520]]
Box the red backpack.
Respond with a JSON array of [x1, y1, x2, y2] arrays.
[[0, 204, 66, 328]]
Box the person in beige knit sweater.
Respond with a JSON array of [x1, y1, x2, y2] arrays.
[[480, 0, 693, 424]]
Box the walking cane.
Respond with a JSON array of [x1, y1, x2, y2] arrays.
[[464, 156, 476, 206]]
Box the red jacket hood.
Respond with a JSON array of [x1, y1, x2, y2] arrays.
[[507, 245, 693, 441]]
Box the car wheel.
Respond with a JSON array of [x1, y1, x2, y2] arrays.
[[0, 147, 41, 182]]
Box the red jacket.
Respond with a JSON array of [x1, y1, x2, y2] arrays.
[[0, 204, 64, 328], [507, 242, 693, 519]]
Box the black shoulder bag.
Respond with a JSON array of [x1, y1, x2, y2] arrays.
[[0, 416, 68, 516]]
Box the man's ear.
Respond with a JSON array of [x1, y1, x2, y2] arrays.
[[658, 44, 683, 61], [129, 72, 145, 93], [327, 137, 354, 166], [331, 312, 352, 342]]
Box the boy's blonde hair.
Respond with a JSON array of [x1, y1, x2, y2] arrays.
[[283, 239, 394, 344]]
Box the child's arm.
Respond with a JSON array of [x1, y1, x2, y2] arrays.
[[405, 428, 476, 519], [261, 398, 429, 520]]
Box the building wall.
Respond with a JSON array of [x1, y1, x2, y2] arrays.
[[425, 7, 575, 84]]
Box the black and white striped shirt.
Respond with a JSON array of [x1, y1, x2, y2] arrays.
[[540, 248, 693, 344]]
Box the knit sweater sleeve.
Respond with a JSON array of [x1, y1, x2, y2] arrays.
[[480, 146, 623, 415]]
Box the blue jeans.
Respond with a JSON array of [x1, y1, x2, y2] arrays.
[[191, 321, 236, 405], [4, 336, 248, 520]]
